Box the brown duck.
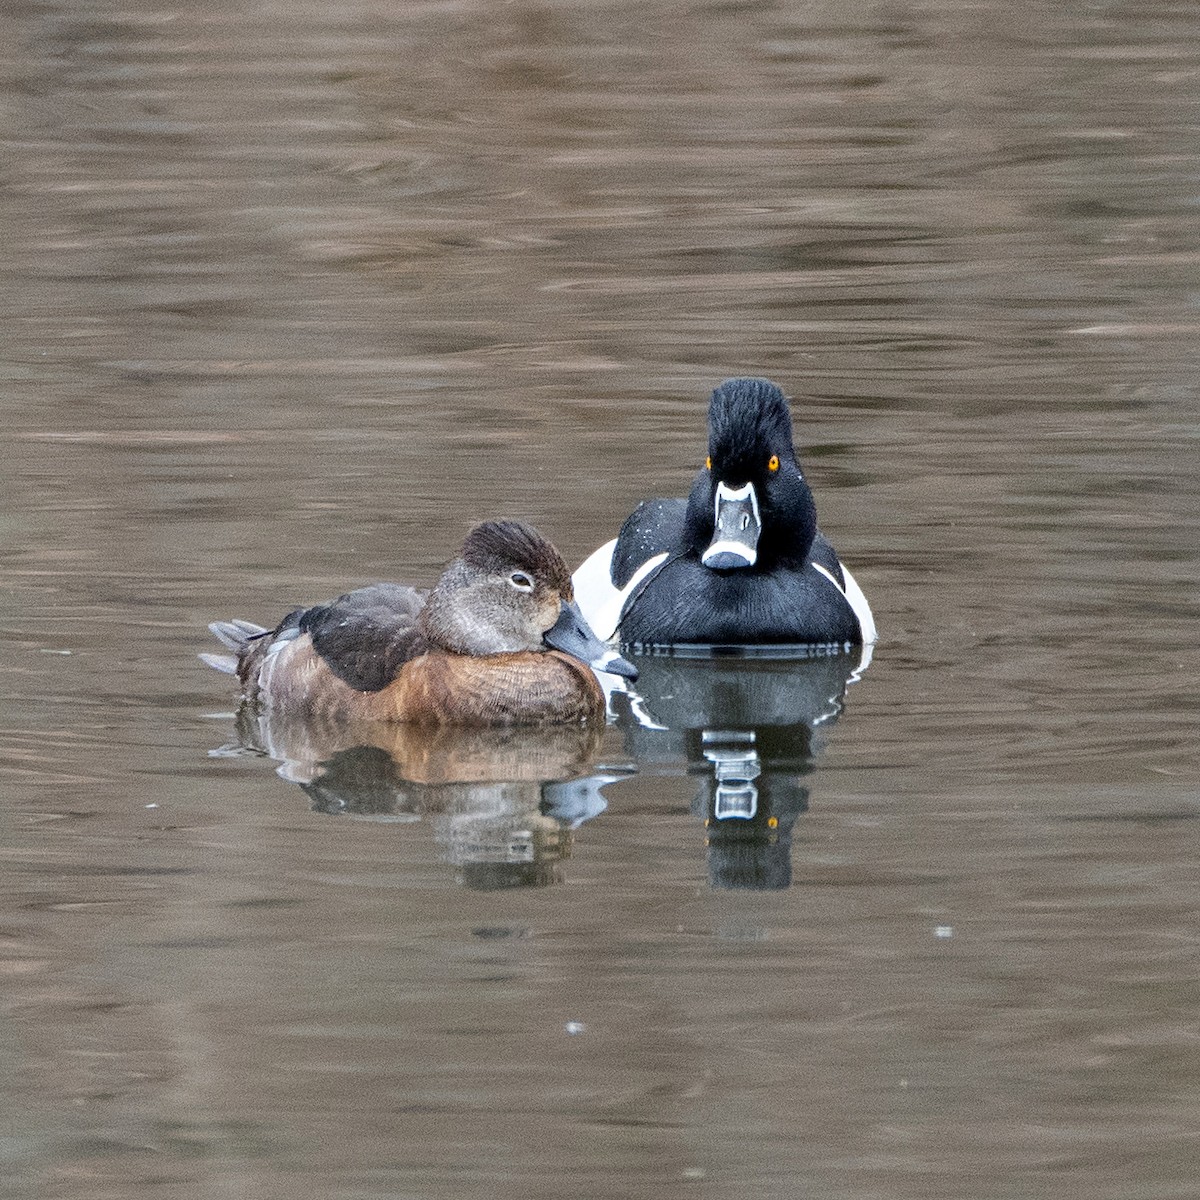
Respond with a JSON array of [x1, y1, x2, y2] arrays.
[[202, 521, 636, 726]]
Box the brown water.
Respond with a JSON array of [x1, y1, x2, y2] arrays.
[[3, 1, 1199, 1196]]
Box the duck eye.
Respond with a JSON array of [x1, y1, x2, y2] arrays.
[[768, 454, 780, 472], [508, 571, 535, 592]]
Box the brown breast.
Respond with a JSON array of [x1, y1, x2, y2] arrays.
[[256, 636, 604, 727], [381, 649, 605, 726]]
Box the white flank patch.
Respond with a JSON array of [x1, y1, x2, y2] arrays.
[[839, 563, 877, 644], [572, 539, 620, 637], [812, 562, 877, 645], [573, 540, 668, 641]]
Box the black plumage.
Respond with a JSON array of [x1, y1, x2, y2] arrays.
[[579, 377, 873, 648]]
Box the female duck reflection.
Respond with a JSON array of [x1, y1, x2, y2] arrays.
[[203, 521, 634, 888], [607, 645, 872, 891], [215, 711, 618, 890]]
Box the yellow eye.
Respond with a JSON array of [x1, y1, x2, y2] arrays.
[[705, 456, 712, 470], [768, 454, 780, 472]]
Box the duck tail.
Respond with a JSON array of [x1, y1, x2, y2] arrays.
[[200, 619, 269, 674], [209, 618, 268, 650]]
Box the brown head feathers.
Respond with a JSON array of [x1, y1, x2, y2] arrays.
[[460, 520, 574, 598]]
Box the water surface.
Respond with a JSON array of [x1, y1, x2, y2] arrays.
[[2, 1, 1198, 1197]]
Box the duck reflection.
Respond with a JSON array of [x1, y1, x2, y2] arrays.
[[611, 646, 871, 890], [216, 708, 614, 889]]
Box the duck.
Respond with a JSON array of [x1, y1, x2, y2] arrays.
[[573, 378, 876, 649], [201, 520, 637, 726]]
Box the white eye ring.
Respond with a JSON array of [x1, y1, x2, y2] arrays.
[[509, 571, 535, 592]]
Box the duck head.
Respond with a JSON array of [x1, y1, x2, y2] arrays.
[[421, 520, 637, 678], [684, 378, 818, 571]]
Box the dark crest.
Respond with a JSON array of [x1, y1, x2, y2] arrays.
[[708, 378, 796, 467], [460, 520, 572, 591]]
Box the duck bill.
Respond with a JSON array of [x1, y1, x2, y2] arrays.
[[545, 599, 638, 680], [702, 480, 761, 570]]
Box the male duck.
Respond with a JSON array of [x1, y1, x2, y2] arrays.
[[574, 378, 876, 649], [202, 520, 636, 726]]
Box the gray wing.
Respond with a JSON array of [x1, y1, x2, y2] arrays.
[[299, 583, 430, 692]]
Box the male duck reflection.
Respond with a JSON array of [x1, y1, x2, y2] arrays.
[[202, 521, 636, 725], [574, 377, 877, 648]]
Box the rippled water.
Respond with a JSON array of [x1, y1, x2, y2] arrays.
[[3, 2, 1199, 1196]]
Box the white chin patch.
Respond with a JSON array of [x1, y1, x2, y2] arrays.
[[702, 540, 758, 568]]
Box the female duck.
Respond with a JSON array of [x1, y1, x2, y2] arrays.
[[203, 520, 636, 726], [574, 378, 876, 649]]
